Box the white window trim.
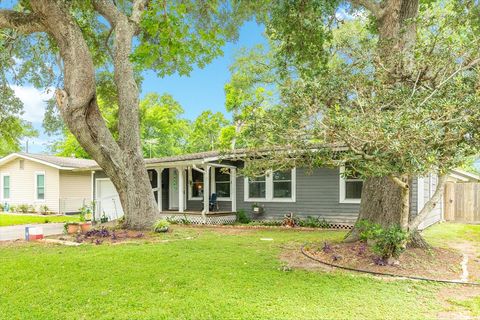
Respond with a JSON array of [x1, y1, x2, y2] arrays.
[[34, 171, 46, 202], [339, 166, 362, 204], [244, 168, 296, 203], [188, 167, 204, 201], [1, 173, 11, 201], [212, 167, 232, 201]]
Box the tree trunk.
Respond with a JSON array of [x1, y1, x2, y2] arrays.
[[407, 175, 448, 248], [346, 176, 410, 242], [31, 0, 157, 229], [345, 0, 419, 243]]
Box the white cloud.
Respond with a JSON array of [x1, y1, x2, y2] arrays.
[[11, 85, 54, 124]]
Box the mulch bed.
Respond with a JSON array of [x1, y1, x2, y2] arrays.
[[57, 227, 147, 245], [304, 241, 465, 281]]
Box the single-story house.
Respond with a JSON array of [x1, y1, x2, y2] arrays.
[[0, 153, 96, 213], [1, 151, 478, 229]]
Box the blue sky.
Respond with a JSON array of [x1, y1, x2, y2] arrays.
[[19, 21, 266, 153]]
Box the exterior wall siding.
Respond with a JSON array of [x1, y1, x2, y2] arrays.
[[92, 164, 440, 228], [418, 174, 443, 229], [59, 171, 93, 213], [237, 167, 360, 224], [0, 158, 60, 212]]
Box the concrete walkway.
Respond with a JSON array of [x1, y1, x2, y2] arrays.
[[0, 223, 64, 241]]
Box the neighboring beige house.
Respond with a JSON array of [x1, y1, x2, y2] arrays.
[[0, 153, 96, 213]]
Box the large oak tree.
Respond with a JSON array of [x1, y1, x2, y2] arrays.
[[0, 0, 255, 228], [227, 0, 480, 246]]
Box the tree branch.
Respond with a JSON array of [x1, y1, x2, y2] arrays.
[[408, 175, 448, 231], [131, 0, 150, 25], [92, 0, 122, 26], [349, 0, 383, 19], [0, 10, 44, 34], [391, 175, 409, 190]]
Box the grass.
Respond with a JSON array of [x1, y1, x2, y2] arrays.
[[424, 222, 480, 246], [0, 213, 80, 227], [2, 226, 468, 319]]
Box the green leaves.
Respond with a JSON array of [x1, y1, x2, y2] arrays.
[[131, 0, 231, 77]]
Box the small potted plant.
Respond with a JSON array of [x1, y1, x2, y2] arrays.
[[78, 205, 92, 232], [153, 219, 170, 233], [65, 222, 80, 234]]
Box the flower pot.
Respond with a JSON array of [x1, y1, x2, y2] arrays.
[[80, 223, 92, 233], [67, 224, 80, 234]]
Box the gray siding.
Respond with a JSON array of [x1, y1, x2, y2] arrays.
[[93, 165, 438, 227], [418, 174, 443, 229], [237, 167, 360, 224]]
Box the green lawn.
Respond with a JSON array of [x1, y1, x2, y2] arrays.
[[424, 222, 480, 245], [0, 225, 478, 319], [0, 213, 80, 227]]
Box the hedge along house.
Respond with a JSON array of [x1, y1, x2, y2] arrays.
[[89, 150, 480, 228], [0, 153, 96, 213]]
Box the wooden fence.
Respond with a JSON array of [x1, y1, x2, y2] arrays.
[[444, 182, 480, 223]]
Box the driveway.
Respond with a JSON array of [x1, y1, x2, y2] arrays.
[[0, 223, 64, 241]]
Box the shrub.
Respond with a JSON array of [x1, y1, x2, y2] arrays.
[[355, 220, 408, 259], [298, 216, 330, 228], [9, 205, 16, 213], [236, 209, 251, 224], [39, 205, 50, 215], [372, 225, 408, 259], [27, 205, 36, 213], [153, 219, 170, 233], [0, 203, 4, 212], [356, 220, 383, 242], [17, 204, 29, 213]]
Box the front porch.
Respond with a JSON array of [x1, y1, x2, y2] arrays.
[[147, 160, 238, 225]]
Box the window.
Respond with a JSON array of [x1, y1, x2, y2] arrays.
[[248, 175, 266, 199], [214, 168, 230, 199], [339, 167, 363, 203], [273, 171, 292, 199], [245, 169, 296, 202], [36, 172, 45, 201], [19, 159, 24, 170], [2, 175, 10, 200], [190, 169, 204, 199]]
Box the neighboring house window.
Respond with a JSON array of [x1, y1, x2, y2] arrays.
[[339, 166, 363, 203], [19, 159, 24, 170], [36, 172, 45, 201], [190, 169, 204, 199], [2, 175, 10, 200], [245, 169, 296, 202], [214, 168, 231, 199]]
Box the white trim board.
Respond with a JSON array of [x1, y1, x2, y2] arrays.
[[339, 166, 362, 204], [0, 153, 75, 170], [244, 168, 296, 203]]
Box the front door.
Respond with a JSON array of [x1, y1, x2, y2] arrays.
[[169, 168, 179, 210]]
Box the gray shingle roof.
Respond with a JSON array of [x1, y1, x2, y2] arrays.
[[17, 152, 98, 169]]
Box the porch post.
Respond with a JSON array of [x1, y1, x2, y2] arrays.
[[178, 167, 185, 213], [156, 168, 163, 212], [202, 165, 210, 222], [231, 168, 237, 212]]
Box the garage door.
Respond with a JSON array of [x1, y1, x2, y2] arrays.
[[96, 179, 124, 222]]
